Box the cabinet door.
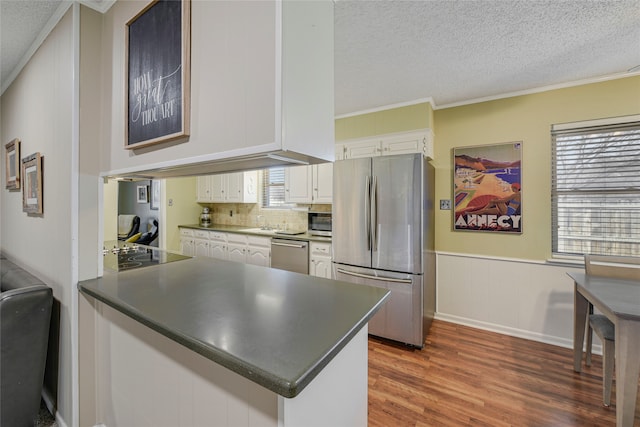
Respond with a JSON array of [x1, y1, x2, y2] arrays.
[[194, 239, 209, 257], [247, 247, 270, 267], [285, 165, 313, 203], [241, 171, 258, 203], [209, 241, 227, 260], [209, 232, 227, 260], [381, 134, 424, 156], [344, 139, 381, 159], [196, 176, 211, 202], [227, 243, 246, 263], [210, 175, 226, 202], [225, 172, 243, 203], [312, 163, 333, 204], [180, 238, 195, 256], [310, 257, 332, 278], [309, 242, 332, 278]]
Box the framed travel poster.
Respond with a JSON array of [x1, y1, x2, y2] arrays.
[[5, 138, 20, 190], [125, 0, 191, 149], [22, 152, 43, 215], [453, 142, 522, 233]]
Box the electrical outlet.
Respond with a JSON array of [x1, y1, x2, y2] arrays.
[[440, 199, 451, 210]]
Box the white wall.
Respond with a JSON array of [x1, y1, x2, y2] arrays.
[[436, 253, 585, 349], [99, 1, 334, 177], [100, 0, 278, 174], [0, 6, 75, 425]]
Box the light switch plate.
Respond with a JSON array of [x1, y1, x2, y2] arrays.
[[440, 199, 451, 210]]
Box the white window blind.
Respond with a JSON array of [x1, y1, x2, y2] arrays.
[[551, 119, 640, 256], [262, 168, 286, 208]]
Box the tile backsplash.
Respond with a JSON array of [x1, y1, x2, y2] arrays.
[[202, 203, 331, 231]]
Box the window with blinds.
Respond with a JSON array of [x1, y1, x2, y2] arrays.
[[551, 117, 640, 257], [262, 168, 286, 208]]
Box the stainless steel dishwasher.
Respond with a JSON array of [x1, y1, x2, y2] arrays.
[[271, 238, 309, 274]]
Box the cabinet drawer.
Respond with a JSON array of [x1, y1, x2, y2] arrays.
[[310, 242, 332, 256], [194, 230, 210, 239], [227, 233, 248, 244], [180, 228, 194, 237], [209, 231, 227, 242], [247, 235, 271, 248]]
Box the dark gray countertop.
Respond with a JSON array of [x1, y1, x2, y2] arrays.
[[78, 257, 387, 398], [179, 223, 332, 243]]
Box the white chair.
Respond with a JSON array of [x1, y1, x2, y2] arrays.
[[584, 254, 640, 406]]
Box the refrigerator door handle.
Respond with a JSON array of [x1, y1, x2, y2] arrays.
[[365, 175, 371, 251], [336, 268, 413, 284], [372, 175, 378, 252]]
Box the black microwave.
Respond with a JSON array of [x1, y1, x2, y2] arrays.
[[308, 212, 332, 236]]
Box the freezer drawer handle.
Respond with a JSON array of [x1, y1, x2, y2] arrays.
[[272, 242, 306, 249], [336, 268, 412, 284]]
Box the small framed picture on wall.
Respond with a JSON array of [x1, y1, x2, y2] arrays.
[[22, 152, 43, 215], [5, 138, 20, 190], [137, 185, 149, 203]]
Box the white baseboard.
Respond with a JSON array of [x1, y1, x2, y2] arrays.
[[434, 312, 603, 354], [42, 390, 69, 427]]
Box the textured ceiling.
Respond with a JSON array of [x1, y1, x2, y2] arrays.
[[1, 0, 64, 86], [334, 0, 640, 114], [2, 0, 640, 115]]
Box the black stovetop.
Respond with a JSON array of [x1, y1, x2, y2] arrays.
[[103, 241, 191, 272]]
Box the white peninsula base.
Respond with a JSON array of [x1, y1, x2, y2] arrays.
[[81, 300, 368, 427]]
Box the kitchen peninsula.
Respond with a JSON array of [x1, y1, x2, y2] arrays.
[[78, 253, 388, 426]]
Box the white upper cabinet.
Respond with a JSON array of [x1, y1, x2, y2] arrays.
[[197, 171, 257, 203], [312, 163, 333, 204], [284, 164, 333, 204], [209, 175, 226, 202], [335, 129, 434, 161], [284, 166, 313, 203], [104, 1, 334, 179]]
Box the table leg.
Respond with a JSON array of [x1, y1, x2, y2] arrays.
[[573, 284, 588, 372], [615, 318, 640, 427]]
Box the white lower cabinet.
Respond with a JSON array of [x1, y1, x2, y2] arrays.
[[181, 228, 327, 273], [180, 228, 195, 256], [309, 242, 332, 279], [209, 231, 228, 260], [247, 236, 271, 267], [194, 230, 210, 257], [227, 234, 248, 263], [226, 233, 271, 266]]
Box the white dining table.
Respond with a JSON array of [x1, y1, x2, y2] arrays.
[[569, 272, 640, 427]]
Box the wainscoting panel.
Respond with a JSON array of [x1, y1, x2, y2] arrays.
[[436, 252, 584, 349]]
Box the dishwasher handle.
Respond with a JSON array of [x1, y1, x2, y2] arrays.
[[272, 241, 307, 249]]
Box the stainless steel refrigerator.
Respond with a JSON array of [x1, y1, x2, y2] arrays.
[[332, 153, 435, 348]]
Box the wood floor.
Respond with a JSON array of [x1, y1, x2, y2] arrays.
[[368, 320, 640, 426]]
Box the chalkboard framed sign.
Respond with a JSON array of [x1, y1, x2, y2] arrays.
[[125, 0, 191, 149]]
